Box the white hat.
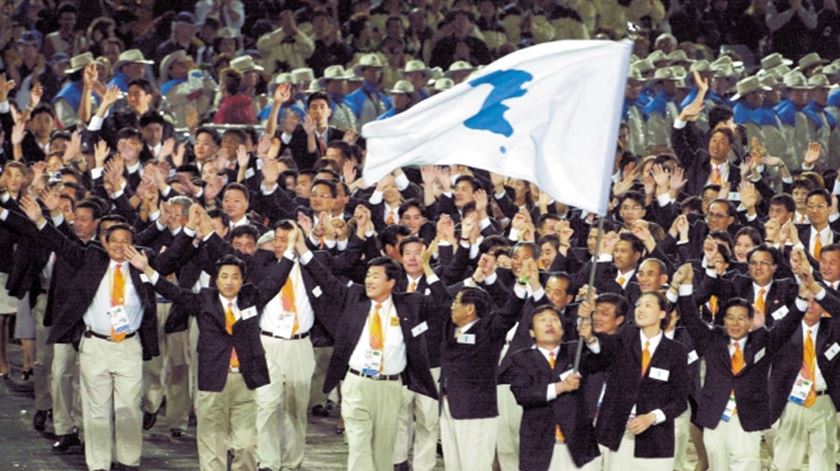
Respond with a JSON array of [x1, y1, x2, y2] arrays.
[[399, 59, 431, 78], [159, 50, 194, 83], [388, 80, 415, 94], [114, 49, 153, 70], [230, 55, 264, 73], [64, 52, 95, 74], [444, 60, 474, 78], [731, 76, 772, 101]]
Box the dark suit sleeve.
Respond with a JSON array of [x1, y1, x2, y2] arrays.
[[255, 257, 294, 308], [487, 288, 527, 339], [767, 296, 807, 354], [150, 272, 200, 328], [677, 290, 714, 355], [508, 352, 552, 408], [37, 220, 87, 269], [155, 230, 197, 276], [659, 344, 689, 421], [300, 250, 350, 329]]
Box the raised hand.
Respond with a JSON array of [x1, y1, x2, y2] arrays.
[[273, 82, 291, 105], [0, 73, 16, 102], [474, 188, 488, 215], [100, 85, 121, 111], [29, 82, 43, 109], [652, 164, 670, 189], [342, 160, 357, 186], [803, 142, 821, 167], [39, 187, 61, 213], [669, 166, 687, 194], [20, 195, 44, 224], [11, 121, 26, 146], [236, 145, 249, 170], [124, 246, 150, 272], [739, 181, 759, 209], [83, 62, 98, 88], [94, 140, 110, 168]]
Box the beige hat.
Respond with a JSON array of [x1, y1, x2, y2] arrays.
[[796, 52, 827, 72], [646, 50, 669, 65], [291, 67, 315, 85], [631, 58, 655, 74], [712, 64, 738, 78], [823, 62, 840, 76], [627, 68, 646, 83], [432, 77, 454, 93], [399, 59, 430, 78], [731, 76, 772, 101], [159, 50, 193, 83], [759, 73, 780, 89], [114, 49, 153, 70], [429, 66, 444, 81], [352, 53, 385, 76], [769, 64, 792, 79], [388, 80, 415, 94], [273, 73, 293, 85], [689, 59, 711, 73], [666, 49, 693, 64], [444, 60, 475, 78], [670, 65, 688, 80], [783, 71, 813, 90], [808, 74, 836, 89], [64, 52, 95, 74], [230, 55, 264, 73], [760, 52, 793, 71], [306, 80, 323, 93], [651, 67, 680, 83], [711, 55, 742, 69], [317, 65, 352, 87]]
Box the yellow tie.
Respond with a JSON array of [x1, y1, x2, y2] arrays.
[[225, 302, 239, 369], [731, 342, 745, 375], [454, 327, 462, 339], [803, 329, 817, 407], [755, 288, 766, 316], [370, 304, 384, 370], [711, 166, 722, 185], [617, 276, 626, 287], [548, 351, 565, 442], [110, 264, 126, 343], [814, 237, 823, 260], [708, 295, 719, 318], [641, 340, 651, 377], [407, 280, 417, 293], [385, 211, 395, 225], [280, 277, 299, 335]]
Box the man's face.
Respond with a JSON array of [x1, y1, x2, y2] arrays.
[[104, 228, 133, 262], [707, 201, 733, 232], [511, 245, 534, 277], [450, 291, 475, 326], [452, 12, 471, 37], [768, 203, 792, 224], [231, 234, 256, 255], [539, 242, 557, 270], [530, 310, 563, 346], [400, 241, 424, 277], [141, 122, 163, 146], [295, 175, 313, 198], [123, 62, 145, 80], [222, 188, 248, 221], [273, 228, 290, 256], [210, 216, 229, 239], [634, 293, 665, 329], [744, 91, 764, 108], [400, 206, 425, 235], [545, 277, 571, 310], [309, 183, 334, 212], [724, 305, 751, 340], [790, 89, 809, 107], [586, 227, 599, 255], [748, 250, 776, 286], [73, 207, 98, 240], [811, 87, 829, 106], [324, 146, 346, 166], [221, 133, 242, 158], [593, 302, 623, 334], [58, 11, 76, 32], [613, 240, 640, 272], [308, 98, 332, 127], [30, 112, 54, 139], [126, 85, 152, 113], [820, 250, 840, 283], [392, 93, 411, 110], [195, 132, 218, 162], [216, 264, 244, 299], [708, 131, 731, 162], [362, 67, 381, 84], [405, 71, 426, 91], [806, 194, 830, 227], [637, 260, 666, 292], [453, 180, 475, 208], [619, 198, 645, 226], [365, 265, 395, 301]]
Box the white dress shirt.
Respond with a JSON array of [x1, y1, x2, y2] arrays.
[[347, 296, 407, 375], [83, 261, 144, 335], [260, 252, 315, 336]]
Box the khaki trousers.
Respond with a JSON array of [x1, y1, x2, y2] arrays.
[[342, 371, 403, 471], [51, 342, 81, 435], [255, 336, 316, 471], [196, 372, 257, 471], [673, 406, 691, 471], [548, 442, 602, 470], [392, 368, 440, 468], [496, 383, 523, 471], [308, 346, 333, 408], [142, 303, 169, 414], [165, 327, 192, 430], [773, 395, 837, 471], [79, 334, 143, 470], [32, 294, 52, 411], [703, 414, 762, 471], [607, 433, 674, 471], [440, 398, 497, 471]]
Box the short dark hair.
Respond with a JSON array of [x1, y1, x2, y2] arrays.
[[139, 111, 166, 128], [223, 182, 250, 201], [104, 222, 134, 242], [208, 208, 230, 226], [596, 292, 629, 322], [806, 188, 831, 206], [368, 256, 403, 282], [307, 91, 331, 108], [196, 126, 221, 146], [100, 213, 128, 226], [76, 199, 102, 219], [231, 224, 259, 243], [379, 224, 411, 249], [399, 199, 426, 218], [708, 106, 733, 130], [618, 233, 645, 255], [454, 175, 479, 192], [747, 244, 780, 266], [398, 236, 424, 256], [30, 104, 56, 120], [821, 243, 840, 257], [457, 286, 491, 317], [311, 178, 337, 197], [215, 254, 247, 278], [735, 226, 762, 246], [128, 78, 154, 95], [769, 194, 796, 213], [529, 305, 562, 328], [116, 127, 142, 142], [326, 140, 353, 161], [724, 297, 754, 319], [274, 219, 296, 232], [512, 241, 538, 260]]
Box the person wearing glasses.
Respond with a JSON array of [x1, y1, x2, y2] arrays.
[[796, 189, 840, 268]]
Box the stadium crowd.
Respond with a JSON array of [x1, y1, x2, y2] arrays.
[[1, 0, 840, 470]]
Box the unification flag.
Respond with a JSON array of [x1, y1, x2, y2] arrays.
[[361, 40, 633, 215]]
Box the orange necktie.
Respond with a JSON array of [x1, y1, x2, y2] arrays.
[[708, 295, 719, 318], [731, 342, 745, 375], [617, 276, 626, 287], [754, 288, 766, 316], [370, 303, 384, 371], [711, 167, 722, 185], [641, 340, 651, 377], [385, 211, 396, 226], [110, 264, 126, 343], [225, 302, 239, 369], [549, 351, 565, 442], [803, 329, 817, 407], [814, 237, 823, 260], [407, 281, 417, 293], [280, 277, 299, 335]]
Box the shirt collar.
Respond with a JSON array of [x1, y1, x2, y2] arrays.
[[459, 318, 480, 334], [640, 330, 663, 351], [219, 294, 238, 309]]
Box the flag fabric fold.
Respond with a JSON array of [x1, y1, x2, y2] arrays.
[[361, 40, 633, 215]]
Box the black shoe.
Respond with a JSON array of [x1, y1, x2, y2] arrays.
[[311, 404, 330, 417], [33, 409, 51, 432], [51, 432, 81, 453], [170, 427, 185, 438], [143, 410, 157, 430], [20, 368, 33, 381], [115, 464, 139, 470], [394, 461, 409, 471]]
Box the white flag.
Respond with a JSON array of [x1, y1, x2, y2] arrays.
[[361, 40, 633, 215]]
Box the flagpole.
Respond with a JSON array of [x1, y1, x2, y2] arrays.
[[573, 215, 605, 374]]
